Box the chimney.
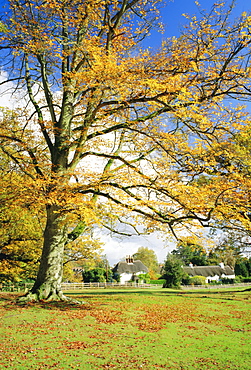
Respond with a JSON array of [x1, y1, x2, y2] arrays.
[[126, 255, 134, 264]]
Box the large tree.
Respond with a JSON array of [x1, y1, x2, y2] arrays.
[[1, 1, 251, 301]]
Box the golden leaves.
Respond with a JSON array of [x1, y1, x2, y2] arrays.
[[0, 173, 43, 282]]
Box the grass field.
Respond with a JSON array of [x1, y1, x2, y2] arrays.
[[0, 287, 250, 370]]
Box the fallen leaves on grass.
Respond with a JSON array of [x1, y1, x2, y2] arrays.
[[90, 309, 123, 324], [63, 341, 89, 350], [99, 355, 150, 369], [137, 303, 197, 332]]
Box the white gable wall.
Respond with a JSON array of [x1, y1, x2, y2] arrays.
[[120, 272, 133, 284], [205, 275, 219, 283], [119, 271, 146, 284]]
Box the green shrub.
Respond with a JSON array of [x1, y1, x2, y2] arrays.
[[137, 273, 151, 283], [221, 278, 235, 284], [82, 268, 107, 282], [240, 277, 251, 283], [208, 280, 222, 285], [233, 275, 242, 283], [150, 279, 166, 285], [181, 273, 191, 285], [112, 272, 120, 282], [189, 275, 206, 285]]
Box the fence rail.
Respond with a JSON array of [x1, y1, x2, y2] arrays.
[[182, 282, 251, 290], [61, 282, 161, 290], [0, 282, 161, 292], [0, 281, 250, 292]]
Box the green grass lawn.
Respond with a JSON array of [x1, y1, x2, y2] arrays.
[[0, 287, 250, 369]]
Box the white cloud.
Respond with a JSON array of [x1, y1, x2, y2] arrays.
[[0, 70, 24, 109], [95, 229, 175, 266]]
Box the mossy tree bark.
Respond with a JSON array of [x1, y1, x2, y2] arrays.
[[20, 205, 69, 302]]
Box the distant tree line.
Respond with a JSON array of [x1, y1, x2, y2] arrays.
[[161, 237, 251, 288]]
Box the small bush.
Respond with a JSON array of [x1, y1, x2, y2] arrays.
[[150, 279, 166, 285], [208, 280, 222, 285], [137, 273, 151, 283], [82, 268, 107, 282], [181, 273, 191, 285], [189, 275, 206, 285], [112, 272, 120, 282], [234, 275, 244, 283], [240, 277, 251, 283], [221, 278, 235, 284]]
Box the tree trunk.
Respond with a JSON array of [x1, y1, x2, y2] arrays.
[[19, 205, 69, 302]]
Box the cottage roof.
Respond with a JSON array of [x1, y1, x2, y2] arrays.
[[183, 265, 234, 277], [112, 260, 148, 274]]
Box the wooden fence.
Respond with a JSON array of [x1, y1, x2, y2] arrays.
[[0, 281, 161, 292], [0, 281, 250, 292], [61, 282, 161, 290]]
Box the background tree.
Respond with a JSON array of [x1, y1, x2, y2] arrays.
[[246, 258, 251, 276], [172, 238, 208, 266], [162, 254, 184, 289], [234, 256, 251, 279], [234, 260, 249, 278], [81, 254, 110, 271], [62, 236, 104, 282], [133, 247, 159, 279], [207, 233, 244, 268], [82, 255, 112, 282], [1, 1, 251, 302]]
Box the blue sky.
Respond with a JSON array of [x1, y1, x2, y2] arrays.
[[145, 0, 249, 48]]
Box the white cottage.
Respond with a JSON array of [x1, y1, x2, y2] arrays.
[[112, 256, 148, 284]]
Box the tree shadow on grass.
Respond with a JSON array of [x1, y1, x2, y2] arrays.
[[66, 286, 249, 297], [163, 287, 251, 302]]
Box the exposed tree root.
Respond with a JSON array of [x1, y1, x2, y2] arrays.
[[17, 290, 82, 305]]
